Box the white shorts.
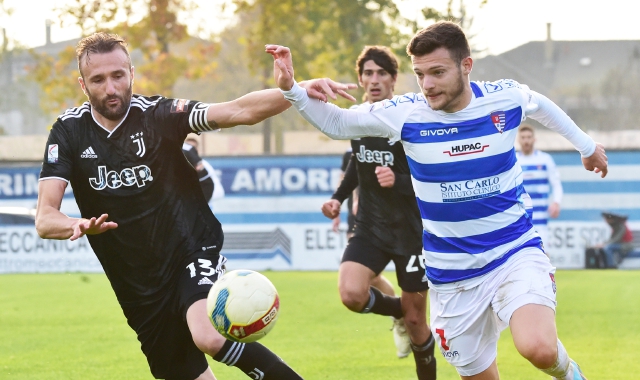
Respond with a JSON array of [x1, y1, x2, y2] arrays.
[[429, 247, 557, 376]]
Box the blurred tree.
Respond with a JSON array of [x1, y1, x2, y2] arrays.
[[416, 0, 488, 54], [225, 0, 414, 153], [29, 0, 218, 118]]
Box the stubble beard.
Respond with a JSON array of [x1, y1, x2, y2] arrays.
[[87, 82, 133, 121], [427, 69, 465, 112]]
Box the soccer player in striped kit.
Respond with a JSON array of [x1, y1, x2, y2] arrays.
[[322, 46, 436, 379], [516, 124, 563, 251], [268, 20, 608, 380]]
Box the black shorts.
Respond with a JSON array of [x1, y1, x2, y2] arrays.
[[342, 236, 429, 293], [121, 253, 227, 380]]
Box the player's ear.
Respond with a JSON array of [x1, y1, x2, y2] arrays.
[[357, 74, 364, 88], [461, 57, 473, 75], [78, 77, 88, 97], [130, 65, 135, 85]]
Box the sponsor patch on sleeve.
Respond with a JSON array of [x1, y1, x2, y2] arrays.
[[48, 144, 59, 163], [170, 99, 191, 113]]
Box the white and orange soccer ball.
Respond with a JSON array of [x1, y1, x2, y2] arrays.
[[206, 269, 280, 343]]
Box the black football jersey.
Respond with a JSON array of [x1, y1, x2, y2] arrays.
[[333, 137, 423, 256], [40, 95, 222, 306]]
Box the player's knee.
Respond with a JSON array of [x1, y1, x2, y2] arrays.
[[192, 330, 227, 357], [402, 311, 422, 330], [339, 285, 368, 312], [517, 338, 558, 369]]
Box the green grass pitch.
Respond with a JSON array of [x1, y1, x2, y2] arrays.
[[1, 270, 638, 379]]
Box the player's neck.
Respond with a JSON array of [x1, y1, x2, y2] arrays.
[[522, 149, 535, 156], [443, 86, 473, 113]]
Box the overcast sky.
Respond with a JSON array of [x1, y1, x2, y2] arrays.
[[2, 0, 639, 56]]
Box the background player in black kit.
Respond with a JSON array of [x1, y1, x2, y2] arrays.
[[35, 32, 354, 380], [321, 46, 436, 380], [183, 136, 216, 203]]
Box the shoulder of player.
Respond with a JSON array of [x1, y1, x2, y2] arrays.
[[57, 102, 91, 123], [367, 92, 425, 112], [472, 79, 529, 98], [130, 94, 164, 112]]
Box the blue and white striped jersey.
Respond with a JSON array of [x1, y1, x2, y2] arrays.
[[515, 150, 563, 226], [284, 79, 595, 290], [368, 80, 539, 286]]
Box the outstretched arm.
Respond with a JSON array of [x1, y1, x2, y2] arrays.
[[265, 45, 399, 140], [526, 91, 608, 177], [205, 88, 291, 129], [205, 51, 357, 129], [36, 179, 118, 241]]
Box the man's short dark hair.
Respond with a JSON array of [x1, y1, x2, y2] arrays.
[[406, 21, 470, 64], [519, 124, 535, 134], [355, 46, 399, 77], [76, 32, 131, 77]]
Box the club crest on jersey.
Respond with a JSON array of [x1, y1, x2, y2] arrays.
[[170, 98, 190, 113], [130, 132, 146, 157], [490, 111, 506, 133]]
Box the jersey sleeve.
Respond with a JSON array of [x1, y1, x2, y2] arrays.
[[282, 82, 409, 141], [39, 120, 75, 182], [332, 155, 358, 203], [516, 85, 596, 157], [149, 97, 218, 143]]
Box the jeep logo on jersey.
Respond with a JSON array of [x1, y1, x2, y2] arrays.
[[443, 142, 489, 156], [355, 145, 394, 167], [420, 128, 458, 137], [89, 165, 153, 190]]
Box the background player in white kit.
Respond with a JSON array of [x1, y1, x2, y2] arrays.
[[267, 21, 607, 380], [516, 124, 563, 250]]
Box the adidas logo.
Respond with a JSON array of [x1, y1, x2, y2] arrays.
[[198, 277, 214, 286], [81, 146, 98, 159]]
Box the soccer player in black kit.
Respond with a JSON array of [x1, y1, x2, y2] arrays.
[[321, 46, 436, 379], [35, 32, 354, 380]]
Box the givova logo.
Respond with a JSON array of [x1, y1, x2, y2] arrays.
[[420, 128, 458, 137], [89, 165, 153, 190]]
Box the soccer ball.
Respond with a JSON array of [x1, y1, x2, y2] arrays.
[[206, 269, 280, 343]]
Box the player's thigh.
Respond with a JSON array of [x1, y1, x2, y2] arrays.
[[430, 287, 505, 377], [179, 253, 228, 354], [178, 253, 227, 318], [490, 249, 558, 363], [490, 250, 557, 331], [509, 303, 557, 359], [460, 360, 499, 380], [339, 235, 389, 293], [121, 297, 209, 380], [338, 261, 377, 296], [186, 299, 227, 355], [391, 253, 429, 293]]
